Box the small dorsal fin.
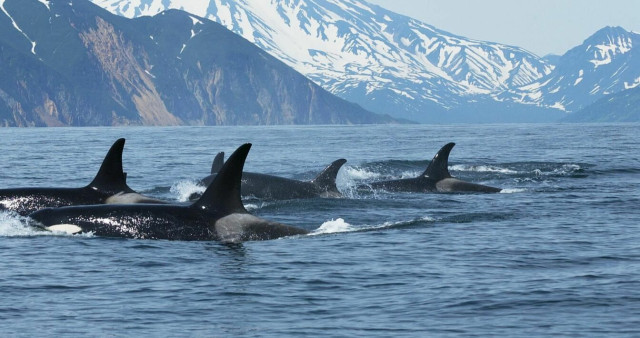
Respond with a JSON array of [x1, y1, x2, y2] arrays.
[[422, 142, 455, 180], [211, 152, 225, 174], [192, 144, 251, 214], [310, 159, 347, 193], [87, 138, 134, 193]]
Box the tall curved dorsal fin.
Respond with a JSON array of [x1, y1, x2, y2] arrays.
[[310, 159, 347, 193], [87, 138, 134, 193], [193, 144, 251, 214], [422, 142, 455, 180], [211, 152, 225, 174]]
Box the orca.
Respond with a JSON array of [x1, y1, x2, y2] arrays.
[[362, 143, 502, 193], [0, 139, 164, 216], [195, 152, 347, 200], [29, 144, 310, 243]]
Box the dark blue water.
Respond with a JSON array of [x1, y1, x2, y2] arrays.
[[1, 124, 639, 336]]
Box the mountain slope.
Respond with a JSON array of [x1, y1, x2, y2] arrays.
[[500, 27, 640, 113], [0, 0, 393, 126], [91, 0, 558, 122], [564, 86, 640, 122]]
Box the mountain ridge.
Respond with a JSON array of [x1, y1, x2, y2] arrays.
[[498, 26, 640, 113], [564, 85, 640, 122], [0, 0, 396, 126], [92, 0, 561, 122]]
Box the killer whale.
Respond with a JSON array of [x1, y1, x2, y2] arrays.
[[29, 144, 310, 243], [362, 143, 502, 193], [195, 153, 347, 200], [0, 139, 164, 216]]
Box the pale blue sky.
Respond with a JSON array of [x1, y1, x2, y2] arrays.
[[366, 0, 640, 56]]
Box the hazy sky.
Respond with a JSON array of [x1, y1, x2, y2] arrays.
[[366, 0, 640, 56]]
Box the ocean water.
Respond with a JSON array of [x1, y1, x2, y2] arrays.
[[1, 124, 639, 336]]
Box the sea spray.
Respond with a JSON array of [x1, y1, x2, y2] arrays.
[[170, 179, 206, 202], [450, 164, 519, 174], [0, 211, 40, 237], [312, 218, 353, 235]]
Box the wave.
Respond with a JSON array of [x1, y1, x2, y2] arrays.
[[371, 216, 437, 230], [398, 170, 422, 179], [451, 163, 588, 178], [170, 179, 206, 202], [0, 211, 93, 238], [499, 188, 527, 194], [591, 167, 640, 175], [0, 211, 97, 238], [341, 166, 382, 181], [534, 164, 585, 177], [450, 164, 519, 174], [244, 201, 277, 212], [310, 216, 436, 236], [336, 166, 385, 199], [311, 218, 354, 234], [341, 161, 587, 185], [0, 211, 43, 237]]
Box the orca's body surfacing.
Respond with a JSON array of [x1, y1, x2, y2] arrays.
[[363, 143, 502, 193], [30, 144, 309, 243], [197, 152, 346, 200], [0, 139, 163, 216]]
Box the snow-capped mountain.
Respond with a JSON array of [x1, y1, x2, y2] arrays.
[[565, 85, 640, 122], [500, 26, 640, 112], [1, 0, 394, 126], [91, 0, 555, 122]]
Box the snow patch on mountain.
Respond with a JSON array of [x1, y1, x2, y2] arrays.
[[90, 2, 640, 121], [625, 77, 640, 89], [500, 26, 640, 112], [0, 0, 38, 54], [90, 0, 554, 120], [37, 0, 50, 10]]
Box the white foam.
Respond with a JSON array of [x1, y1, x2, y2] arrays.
[[170, 179, 206, 202], [0, 211, 43, 237], [336, 166, 383, 199], [312, 218, 353, 234], [500, 188, 527, 194], [533, 164, 582, 177], [0, 211, 95, 238], [375, 216, 436, 230], [244, 203, 259, 211], [399, 170, 421, 179], [555, 164, 582, 174], [450, 164, 518, 174], [311, 216, 436, 236], [342, 166, 382, 180], [243, 202, 273, 211]]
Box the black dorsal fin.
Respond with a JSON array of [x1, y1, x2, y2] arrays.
[[422, 142, 455, 180], [87, 138, 134, 193], [193, 144, 251, 214], [211, 152, 225, 174], [310, 159, 347, 193]]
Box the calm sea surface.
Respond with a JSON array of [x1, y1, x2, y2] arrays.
[[1, 124, 639, 336]]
